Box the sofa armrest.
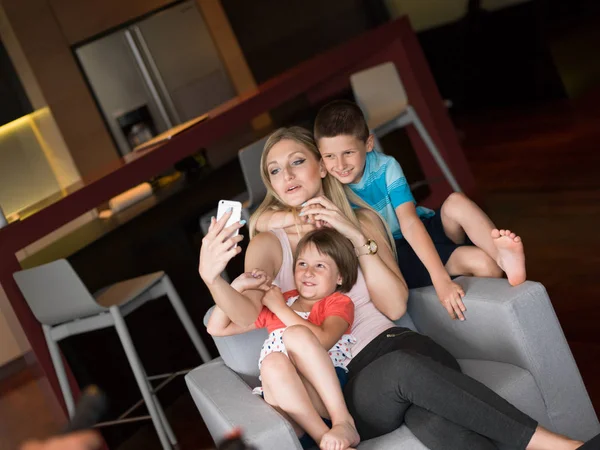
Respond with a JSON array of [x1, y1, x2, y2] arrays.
[[407, 276, 599, 440], [185, 358, 302, 450]]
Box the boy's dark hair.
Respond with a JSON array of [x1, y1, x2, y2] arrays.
[[294, 228, 358, 293], [314, 100, 369, 143]]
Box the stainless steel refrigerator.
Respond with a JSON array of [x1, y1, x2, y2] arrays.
[[76, 1, 236, 156]]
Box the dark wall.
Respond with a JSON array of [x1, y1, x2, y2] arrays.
[[222, 0, 567, 114], [0, 39, 32, 125], [222, 0, 389, 85], [417, 0, 567, 112]]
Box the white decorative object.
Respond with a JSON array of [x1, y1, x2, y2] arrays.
[[108, 183, 153, 213]]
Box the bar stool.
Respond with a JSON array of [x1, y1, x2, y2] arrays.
[[350, 61, 462, 193], [14, 260, 212, 450]]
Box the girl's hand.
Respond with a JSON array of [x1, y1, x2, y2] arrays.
[[261, 285, 287, 313], [300, 196, 365, 246], [199, 210, 245, 286], [231, 269, 272, 293]]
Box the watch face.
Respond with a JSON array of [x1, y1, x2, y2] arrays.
[[369, 240, 378, 253]]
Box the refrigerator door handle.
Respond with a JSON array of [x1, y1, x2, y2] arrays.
[[124, 29, 174, 129], [131, 25, 182, 125]]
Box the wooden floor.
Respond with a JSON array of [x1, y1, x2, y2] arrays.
[[2, 93, 599, 449], [457, 93, 600, 416]]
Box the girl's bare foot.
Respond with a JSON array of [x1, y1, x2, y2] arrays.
[[492, 229, 526, 286], [319, 420, 360, 450]]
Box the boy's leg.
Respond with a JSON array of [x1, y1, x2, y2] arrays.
[[439, 193, 526, 285], [261, 352, 330, 445], [283, 325, 360, 449], [445, 246, 503, 278]]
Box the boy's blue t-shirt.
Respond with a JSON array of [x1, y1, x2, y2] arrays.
[[348, 150, 434, 240]]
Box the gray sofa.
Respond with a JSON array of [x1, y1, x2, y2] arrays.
[[186, 277, 600, 449]]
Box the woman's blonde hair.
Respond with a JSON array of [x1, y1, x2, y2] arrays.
[[248, 127, 395, 255]]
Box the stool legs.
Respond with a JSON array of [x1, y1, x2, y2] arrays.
[[43, 324, 76, 417], [110, 307, 172, 450], [162, 275, 212, 363], [137, 362, 178, 446], [153, 395, 177, 446]]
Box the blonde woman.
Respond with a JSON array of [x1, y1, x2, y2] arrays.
[[199, 127, 585, 450]]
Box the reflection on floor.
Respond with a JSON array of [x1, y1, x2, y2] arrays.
[[2, 91, 599, 449], [0, 366, 64, 449]]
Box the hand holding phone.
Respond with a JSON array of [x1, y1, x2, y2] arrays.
[[199, 200, 245, 285], [216, 200, 243, 249]]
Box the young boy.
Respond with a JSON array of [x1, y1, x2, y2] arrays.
[[311, 100, 526, 320]]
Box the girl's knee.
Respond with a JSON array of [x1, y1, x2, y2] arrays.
[[261, 352, 293, 380], [282, 324, 317, 348]]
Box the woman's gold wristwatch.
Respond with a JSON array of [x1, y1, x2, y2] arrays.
[[355, 239, 378, 257]]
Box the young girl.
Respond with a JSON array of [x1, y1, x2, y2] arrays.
[[207, 228, 361, 450]]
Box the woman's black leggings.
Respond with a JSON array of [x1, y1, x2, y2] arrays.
[[343, 327, 538, 450]]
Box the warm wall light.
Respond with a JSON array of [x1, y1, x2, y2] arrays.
[[0, 112, 35, 135], [27, 108, 67, 195], [0, 107, 51, 140], [0, 107, 63, 218]]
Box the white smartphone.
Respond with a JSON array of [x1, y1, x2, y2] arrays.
[[216, 199, 243, 248]]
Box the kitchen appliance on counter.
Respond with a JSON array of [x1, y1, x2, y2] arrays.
[[75, 0, 236, 156]]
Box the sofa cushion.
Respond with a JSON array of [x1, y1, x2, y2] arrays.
[[459, 359, 553, 429], [394, 312, 418, 331], [358, 425, 426, 450], [204, 308, 264, 385]]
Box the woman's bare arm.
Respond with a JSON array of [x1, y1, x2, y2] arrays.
[[300, 197, 409, 320], [199, 215, 280, 326], [356, 209, 408, 320]]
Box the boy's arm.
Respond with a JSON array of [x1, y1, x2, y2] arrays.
[[395, 202, 466, 320], [255, 209, 298, 232], [382, 156, 465, 320]]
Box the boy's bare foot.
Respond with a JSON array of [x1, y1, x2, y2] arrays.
[[492, 229, 526, 286], [319, 420, 360, 450]]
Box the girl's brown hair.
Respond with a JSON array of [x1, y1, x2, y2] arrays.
[[294, 228, 358, 293]]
